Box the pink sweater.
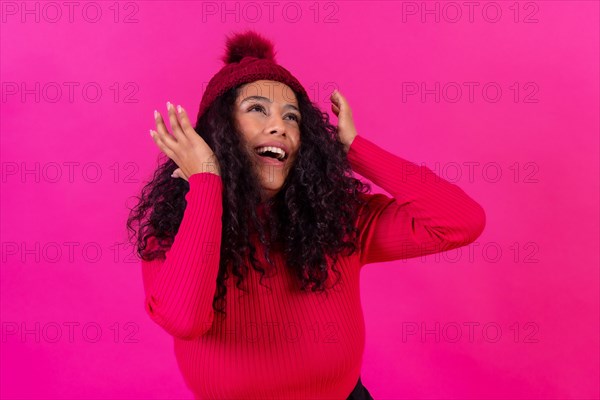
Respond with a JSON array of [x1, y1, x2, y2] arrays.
[[141, 134, 486, 399]]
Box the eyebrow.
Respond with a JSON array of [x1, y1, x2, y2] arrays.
[[240, 96, 299, 112]]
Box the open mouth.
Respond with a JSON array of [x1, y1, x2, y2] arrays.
[[253, 147, 288, 164]]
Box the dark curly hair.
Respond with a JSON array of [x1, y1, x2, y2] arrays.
[[126, 84, 372, 321]]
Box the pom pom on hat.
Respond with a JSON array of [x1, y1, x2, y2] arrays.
[[221, 30, 277, 64]]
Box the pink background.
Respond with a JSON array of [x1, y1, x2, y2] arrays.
[[1, 1, 598, 399]]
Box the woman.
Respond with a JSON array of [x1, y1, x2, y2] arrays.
[[127, 30, 486, 400]]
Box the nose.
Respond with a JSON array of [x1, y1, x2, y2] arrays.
[[265, 113, 286, 136]]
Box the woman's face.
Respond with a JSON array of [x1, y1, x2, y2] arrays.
[[233, 80, 302, 201]]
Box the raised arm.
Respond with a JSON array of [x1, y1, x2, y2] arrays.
[[347, 134, 486, 267], [141, 172, 223, 339]]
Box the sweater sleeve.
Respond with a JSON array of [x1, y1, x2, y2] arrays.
[[140, 172, 223, 340], [347, 134, 486, 267]]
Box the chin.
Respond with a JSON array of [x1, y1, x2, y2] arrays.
[[261, 184, 283, 193], [259, 172, 286, 187]]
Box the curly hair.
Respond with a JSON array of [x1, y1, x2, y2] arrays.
[[126, 85, 372, 321]]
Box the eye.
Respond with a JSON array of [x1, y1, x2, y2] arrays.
[[286, 114, 300, 122], [248, 104, 266, 113], [248, 104, 300, 123]]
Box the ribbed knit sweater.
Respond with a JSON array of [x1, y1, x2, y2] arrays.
[[141, 134, 486, 399]]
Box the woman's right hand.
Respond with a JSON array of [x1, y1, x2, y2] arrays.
[[150, 102, 221, 182]]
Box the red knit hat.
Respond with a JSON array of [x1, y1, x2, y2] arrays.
[[196, 30, 308, 122]]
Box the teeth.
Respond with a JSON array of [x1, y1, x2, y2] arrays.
[[255, 146, 286, 160]]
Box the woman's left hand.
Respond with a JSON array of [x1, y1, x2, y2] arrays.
[[330, 89, 358, 154]]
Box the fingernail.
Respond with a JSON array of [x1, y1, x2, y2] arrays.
[[149, 129, 153, 136], [154, 110, 158, 119], [167, 101, 172, 110], [177, 105, 183, 114]]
